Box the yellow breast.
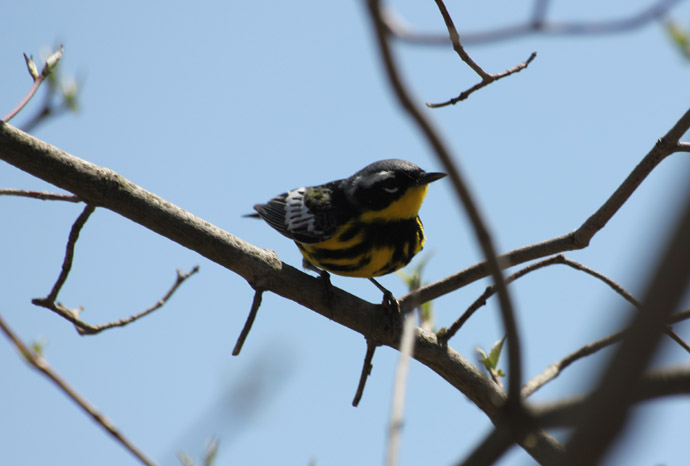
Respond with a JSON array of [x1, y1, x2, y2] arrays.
[[360, 185, 429, 222]]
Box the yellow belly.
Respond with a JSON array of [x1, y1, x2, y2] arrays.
[[296, 217, 425, 278]]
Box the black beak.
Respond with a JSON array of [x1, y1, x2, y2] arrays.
[[419, 171, 447, 185]]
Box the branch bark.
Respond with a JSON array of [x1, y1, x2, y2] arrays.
[[0, 121, 565, 459]]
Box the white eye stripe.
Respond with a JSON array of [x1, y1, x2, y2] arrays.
[[359, 170, 395, 190]]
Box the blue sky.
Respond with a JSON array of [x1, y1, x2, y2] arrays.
[[2, 1, 690, 465]]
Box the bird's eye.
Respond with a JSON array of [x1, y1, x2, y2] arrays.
[[379, 178, 399, 194]]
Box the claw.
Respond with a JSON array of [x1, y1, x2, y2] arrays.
[[369, 278, 400, 313]]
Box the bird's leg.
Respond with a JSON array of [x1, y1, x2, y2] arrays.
[[303, 259, 334, 317], [369, 278, 400, 313]]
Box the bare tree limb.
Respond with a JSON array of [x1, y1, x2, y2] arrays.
[[364, 0, 524, 421], [426, 0, 536, 107], [401, 105, 690, 311], [531, 366, 690, 427], [0, 121, 564, 465], [0, 312, 159, 466], [565, 166, 690, 465], [33, 267, 199, 335], [384, 0, 684, 46], [31, 265, 199, 335]]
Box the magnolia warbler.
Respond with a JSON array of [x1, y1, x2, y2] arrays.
[[249, 159, 445, 307]]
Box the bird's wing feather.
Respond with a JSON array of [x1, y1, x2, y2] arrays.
[[254, 186, 338, 244]]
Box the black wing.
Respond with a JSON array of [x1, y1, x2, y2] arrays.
[[253, 183, 343, 244]]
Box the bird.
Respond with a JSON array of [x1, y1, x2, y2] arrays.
[[249, 159, 446, 310]]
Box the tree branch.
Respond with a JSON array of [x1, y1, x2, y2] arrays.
[[0, 312, 159, 466], [565, 167, 690, 465], [0, 121, 562, 464], [2, 46, 64, 123], [47, 204, 96, 302], [426, 0, 536, 107], [0, 188, 80, 202], [32, 267, 199, 335], [364, 0, 524, 421], [232, 288, 264, 356], [352, 339, 377, 407], [531, 366, 690, 427], [439, 255, 565, 343], [384, 0, 684, 46], [400, 105, 690, 311]]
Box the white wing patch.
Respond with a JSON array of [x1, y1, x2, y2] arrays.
[[284, 187, 315, 234]]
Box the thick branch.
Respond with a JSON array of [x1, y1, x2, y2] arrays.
[[0, 121, 518, 447], [531, 366, 690, 427]]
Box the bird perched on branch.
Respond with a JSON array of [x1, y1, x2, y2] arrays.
[[249, 159, 446, 310]]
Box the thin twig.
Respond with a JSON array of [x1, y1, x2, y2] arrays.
[[560, 258, 639, 306], [427, 53, 537, 107], [384, 0, 684, 46], [0, 312, 159, 466], [560, 258, 690, 354], [566, 171, 690, 465], [523, 310, 690, 398], [432, 0, 489, 78], [3, 76, 45, 123], [400, 105, 690, 312], [0, 188, 80, 202], [439, 255, 566, 343], [385, 312, 416, 466], [352, 339, 378, 407], [523, 308, 690, 398], [34, 203, 198, 334], [440, 252, 690, 359], [2, 46, 64, 123], [48, 204, 96, 302], [33, 267, 200, 335], [0, 107, 564, 465], [366, 0, 523, 415], [232, 288, 264, 356], [20, 71, 80, 133], [522, 330, 625, 398], [426, 0, 536, 107]]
